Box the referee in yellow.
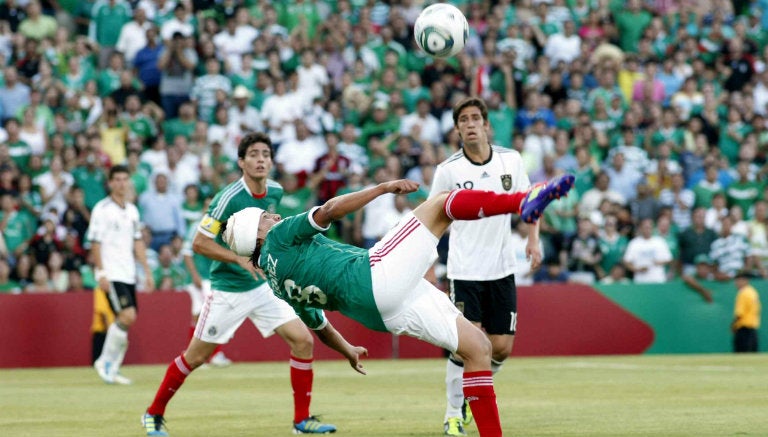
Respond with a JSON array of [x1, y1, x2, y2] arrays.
[[732, 271, 761, 353]]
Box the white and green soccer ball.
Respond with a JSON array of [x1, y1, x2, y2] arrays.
[[414, 3, 469, 59]]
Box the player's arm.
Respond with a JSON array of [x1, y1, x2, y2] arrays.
[[192, 231, 257, 278], [313, 179, 420, 228], [134, 238, 155, 291], [184, 253, 202, 288], [90, 240, 111, 292], [525, 221, 543, 270], [314, 322, 368, 375], [681, 273, 714, 303]]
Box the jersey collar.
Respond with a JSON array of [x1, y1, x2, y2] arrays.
[[462, 145, 493, 166]]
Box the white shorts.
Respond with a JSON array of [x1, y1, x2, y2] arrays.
[[185, 279, 211, 316], [194, 282, 299, 344], [369, 213, 461, 352]]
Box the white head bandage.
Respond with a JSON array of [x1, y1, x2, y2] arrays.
[[222, 207, 264, 256]]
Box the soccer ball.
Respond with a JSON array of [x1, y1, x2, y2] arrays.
[[414, 3, 469, 59]]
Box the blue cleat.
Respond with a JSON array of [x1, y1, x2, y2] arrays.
[[520, 174, 575, 224], [292, 416, 337, 434], [142, 412, 169, 436]]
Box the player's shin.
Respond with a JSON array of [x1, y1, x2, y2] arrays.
[[463, 371, 502, 436], [290, 355, 314, 424], [147, 354, 192, 416], [443, 189, 526, 220]]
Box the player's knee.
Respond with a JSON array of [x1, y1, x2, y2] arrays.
[[457, 329, 491, 364], [492, 341, 514, 361], [491, 350, 510, 364], [117, 311, 137, 327], [284, 326, 314, 356]]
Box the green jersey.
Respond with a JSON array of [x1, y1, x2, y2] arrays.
[[261, 209, 385, 332], [199, 178, 283, 292]]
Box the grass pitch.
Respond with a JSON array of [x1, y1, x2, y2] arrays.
[[2, 354, 767, 436]]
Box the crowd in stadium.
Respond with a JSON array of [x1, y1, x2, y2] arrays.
[[0, 0, 767, 294]]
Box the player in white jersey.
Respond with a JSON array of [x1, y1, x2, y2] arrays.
[[88, 165, 155, 385], [429, 97, 542, 436]]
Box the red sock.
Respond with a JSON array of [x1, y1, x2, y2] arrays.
[[464, 371, 502, 437], [290, 355, 314, 424], [444, 189, 527, 220], [147, 355, 192, 416]]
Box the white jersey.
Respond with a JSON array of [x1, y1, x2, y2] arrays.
[[429, 146, 531, 280], [86, 197, 142, 284]]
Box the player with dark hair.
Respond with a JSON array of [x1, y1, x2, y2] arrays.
[[142, 132, 336, 436], [430, 96, 542, 435], [222, 171, 574, 436], [89, 165, 155, 385]]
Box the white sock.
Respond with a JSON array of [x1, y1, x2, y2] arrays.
[[491, 358, 504, 375], [99, 322, 128, 368], [444, 357, 465, 420]]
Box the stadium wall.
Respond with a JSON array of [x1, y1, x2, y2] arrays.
[[1, 282, 765, 368]]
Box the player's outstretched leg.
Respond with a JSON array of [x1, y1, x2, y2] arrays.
[[441, 174, 575, 223], [519, 174, 575, 223]]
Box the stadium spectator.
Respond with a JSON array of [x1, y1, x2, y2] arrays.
[[678, 207, 720, 276], [745, 200, 768, 277], [157, 32, 197, 119], [710, 216, 750, 281], [139, 171, 185, 252], [567, 217, 601, 284], [623, 218, 673, 284], [659, 172, 695, 230]]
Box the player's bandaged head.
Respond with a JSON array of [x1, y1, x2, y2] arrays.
[[222, 207, 264, 256]]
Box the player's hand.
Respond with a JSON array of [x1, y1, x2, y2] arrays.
[[346, 345, 368, 375], [144, 274, 156, 292], [98, 277, 110, 293], [526, 241, 542, 271], [382, 179, 420, 194], [237, 256, 264, 280]]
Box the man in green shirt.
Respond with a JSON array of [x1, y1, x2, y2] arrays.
[[0, 193, 34, 262], [143, 133, 337, 436], [727, 161, 763, 216], [89, 0, 132, 68], [223, 170, 575, 436]]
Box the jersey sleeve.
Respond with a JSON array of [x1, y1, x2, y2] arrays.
[[512, 152, 531, 190], [271, 207, 330, 247], [293, 305, 328, 331], [131, 205, 142, 240], [198, 190, 229, 238], [428, 165, 451, 199], [86, 205, 105, 243]]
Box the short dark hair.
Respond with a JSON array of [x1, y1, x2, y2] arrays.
[[237, 132, 273, 159], [109, 164, 130, 180], [453, 96, 488, 126]]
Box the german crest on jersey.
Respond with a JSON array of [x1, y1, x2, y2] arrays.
[[501, 174, 512, 191]]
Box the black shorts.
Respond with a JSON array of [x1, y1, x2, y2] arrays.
[[734, 328, 758, 353], [450, 274, 517, 335], [105, 281, 138, 314]]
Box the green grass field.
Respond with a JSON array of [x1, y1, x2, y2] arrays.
[[2, 354, 767, 436]]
